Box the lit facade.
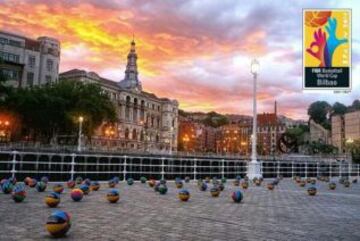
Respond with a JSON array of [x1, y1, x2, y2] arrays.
[[60, 40, 178, 152]]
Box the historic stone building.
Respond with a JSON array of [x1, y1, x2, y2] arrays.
[[60, 40, 178, 152], [0, 31, 60, 87]]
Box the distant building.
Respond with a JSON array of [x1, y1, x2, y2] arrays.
[[0, 31, 60, 87], [309, 119, 331, 144], [332, 110, 360, 153], [60, 40, 178, 152]]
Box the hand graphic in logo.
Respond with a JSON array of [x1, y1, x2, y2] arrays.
[[306, 28, 328, 67], [325, 17, 348, 65]]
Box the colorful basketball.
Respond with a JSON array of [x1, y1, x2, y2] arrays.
[[310, 179, 316, 185], [307, 186, 317, 196], [140, 176, 147, 183], [36, 181, 47, 192], [148, 179, 156, 188], [329, 182, 336, 190], [299, 180, 306, 187], [160, 179, 167, 185], [273, 178, 279, 185], [221, 177, 227, 184], [79, 184, 90, 195], [217, 183, 225, 191], [212, 177, 219, 185], [185, 176, 191, 183], [29, 178, 37, 188], [106, 189, 120, 203], [210, 186, 220, 197], [178, 189, 190, 202], [127, 178, 134, 186], [45, 210, 71, 238], [75, 176, 83, 184], [90, 181, 100, 191], [41, 176, 49, 184], [24, 177, 32, 186], [233, 179, 240, 186], [2, 180, 13, 194], [343, 180, 350, 188], [254, 179, 261, 186], [241, 181, 249, 189], [70, 189, 84, 201], [267, 183, 275, 190], [205, 177, 210, 183], [158, 184, 168, 195], [0, 178, 7, 187], [67, 180, 76, 189], [108, 180, 116, 188], [12, 184, 26, 202], [53, 184, 64, 194], [83, 178, 91, 186], [305, 11, 332, 28], [154, 182, 161, 192], [45, 192, 61, 208], [9, 176, 17, 185], [236, 175, 241, 181], [112, 177, 120, 184], [199, 182, 207, 191], [175, 181, 183, 189], [232, 190, 243, 203]]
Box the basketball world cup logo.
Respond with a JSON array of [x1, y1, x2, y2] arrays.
[[303, 9, 351, 91]]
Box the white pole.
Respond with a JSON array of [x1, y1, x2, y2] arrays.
[[193, 158, 197, 181], [123, 155, 127, 181], [221, 159, 225, 179], [305, 163, 308, 179], [11, 150, 17, 179], [77, 117, 83, 152], [251, 72, 257, 164], [161, 157, 165, 180], [70, 153, 76, 180], [277, 161, 280, 178]]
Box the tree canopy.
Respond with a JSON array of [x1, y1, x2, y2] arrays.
[[0, 79, 116, 143]]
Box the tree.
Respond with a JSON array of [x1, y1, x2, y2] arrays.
[[307, 101, 331, 129], [350, 99, 360, 111], [345, 139, 360, 163], [0, 80, 116, 143], [202, 111, 229, 128], [332, 102, 347, 115]]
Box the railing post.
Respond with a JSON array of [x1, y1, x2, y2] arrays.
[[339, 163, 342, 178], [291, 161, 294, 178], [70, 153, 76, 181], [221, 159, 225, 179], [348, 163, 351, 179], [11, 150, 17, 179], [357, 164, 359, 179], [277, 161, 280, 178], [317, 162, 320, 177], [329, 163, 332, 178], [305, 162, 308, 179], [123, 155, 127, 181], [193, 158, 197, 181], [161, 157, 165, 180]]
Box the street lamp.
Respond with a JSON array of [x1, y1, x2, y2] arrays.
[[247, 58, 262, 179], [77, 116, 84, 152]]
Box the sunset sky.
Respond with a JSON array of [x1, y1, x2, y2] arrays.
[[0, 0, 359, 120]]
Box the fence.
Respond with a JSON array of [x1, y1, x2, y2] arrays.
[[0, 150, 359, 181]]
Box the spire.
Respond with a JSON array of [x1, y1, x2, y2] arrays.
[[118, 37, 142, 91]]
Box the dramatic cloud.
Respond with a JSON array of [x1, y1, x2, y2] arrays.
[[0, 0, 359, 120]]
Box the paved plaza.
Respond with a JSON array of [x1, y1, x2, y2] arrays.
[[1, 179, 360, 241]]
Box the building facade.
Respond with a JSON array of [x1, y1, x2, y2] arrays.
[[0, 31, 60, 87], [332, 110, 360, 153], [309, 119, 331, 144], [60, 40, 178, 152]]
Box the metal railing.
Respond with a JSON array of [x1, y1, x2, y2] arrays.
[[0, 150, 359, 181]]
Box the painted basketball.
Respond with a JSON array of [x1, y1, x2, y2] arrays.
[[70, 188, 84, 202], [305, 11, 331, 27], [45, 192, 61, 208], [178, 189, 190, 202], [232, 190, 243, 203], [45, 210, 71, 238], [106, 189, 120, 203]]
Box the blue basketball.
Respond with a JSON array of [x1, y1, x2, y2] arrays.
[[2, 180, 13, 194], [199, 182, 207, 191], [36, 181, 47, 192], [232, 190, 243, 203]]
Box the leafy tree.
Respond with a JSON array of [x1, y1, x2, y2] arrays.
[[348, 99, 360, 112], [202, 111, 229, 128], [0, 80, 116, 143], [307, 101, 331, 129], [346, 139, 360, 164], [332, 102, 347, 115]]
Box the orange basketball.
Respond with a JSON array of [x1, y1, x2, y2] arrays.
[[305, 11, 331, 27]]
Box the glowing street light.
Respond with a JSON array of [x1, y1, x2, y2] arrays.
[[77, 116, 84, 152]]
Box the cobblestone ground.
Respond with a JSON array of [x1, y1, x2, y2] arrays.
[[1, 178, 360, 241]]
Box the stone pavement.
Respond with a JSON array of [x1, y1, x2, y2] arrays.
[[1, 179, 360, 241]]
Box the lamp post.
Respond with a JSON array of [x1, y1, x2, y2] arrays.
[[247, 59, 262, 179], [77, 116, 84, 152]]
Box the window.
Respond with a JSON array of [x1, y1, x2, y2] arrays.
[[1, 69, 19, 80], [28, 56, 36, 68], [0, 51, 20, 63], [27, 72, 34, 87], [46, 59, 53, 72], [45, 75, 51, 83]]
